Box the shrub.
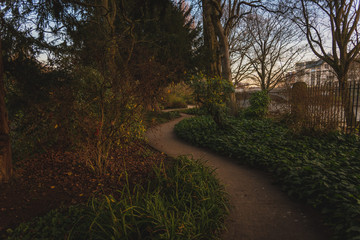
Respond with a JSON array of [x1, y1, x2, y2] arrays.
[[190, 73, 234, 127], [70, 66, 147, 175], [6, 64, 147, 172], [165, 94, 188, 109], [163, 82, 194, 109], [7, 156, 228, 240], [5, 63, 77, 161], [244, 90, 270, 119], [175, 116, 217, 146]]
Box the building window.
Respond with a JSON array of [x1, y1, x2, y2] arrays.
[[327, 74, 335, 82], [311, 69, 316, 85], [316, 70, 321, 84]]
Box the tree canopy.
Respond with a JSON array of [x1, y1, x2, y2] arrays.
[[0, 0, 201, 181]]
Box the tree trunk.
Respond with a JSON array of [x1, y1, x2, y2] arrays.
[[202, 0, 221, 76], [202, 0, 236, 113], [0, 38, 12, 183], [338, 77, 357, 130], [215, 18, 237, 113], [213, 14, 230, 81]]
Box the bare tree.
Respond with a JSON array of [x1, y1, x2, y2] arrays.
[[242, 11, 303, 90], [228, 14, 253, 88], [296, 0, 360, 126], [201, 0, 263, 81], [200, 0, 271, 113]]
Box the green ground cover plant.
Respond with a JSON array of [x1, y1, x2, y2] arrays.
[[243, 90, 270, 119], [145, 111, 181, 128], [175, 116, 360, 240], [7, 156, 228, 240], [180, 107, 207, 116]]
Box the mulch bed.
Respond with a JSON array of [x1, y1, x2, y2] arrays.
[[0, 141, 167, 238]]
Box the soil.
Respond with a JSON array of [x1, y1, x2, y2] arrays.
[[0, 141, 167, 239]]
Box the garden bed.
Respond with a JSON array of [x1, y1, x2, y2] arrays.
[[1, 140, 228, 239], [175, 115, 360, 240]]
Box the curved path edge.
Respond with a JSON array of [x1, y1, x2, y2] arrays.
[[146, 114, 331, 240]]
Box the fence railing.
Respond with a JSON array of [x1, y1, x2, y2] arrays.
[[235, 80, 360, 135], [304, 80, 360, 134]]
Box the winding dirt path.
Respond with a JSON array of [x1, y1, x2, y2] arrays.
[[146, 114, 332, 240]]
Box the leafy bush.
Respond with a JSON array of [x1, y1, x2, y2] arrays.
[[6, 62, 147, 172], [244, 90, 270, 118], [7, 156, 228, 240], [175, 116, 217, 146], [165, 94, 188, 109], [175, 116, 360, 240], [5, 60, 77, 161], [163, 82, 194, 109], [72, 66, 147, 175], [190, 73, 234, 126]]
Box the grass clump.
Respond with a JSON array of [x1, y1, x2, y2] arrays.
[[7, 156, 228, 240], [175, 115, 360, 240]]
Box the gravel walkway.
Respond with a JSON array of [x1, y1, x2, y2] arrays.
[[146, 114, 332, 240]]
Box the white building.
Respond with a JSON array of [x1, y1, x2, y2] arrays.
[[295, 59, 336, 85], [293, 59, 360, 85]]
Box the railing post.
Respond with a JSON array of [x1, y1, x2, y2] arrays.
[[291, 82, 308, 126]]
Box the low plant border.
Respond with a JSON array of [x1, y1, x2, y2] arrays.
[[7, 156, 229, 240]]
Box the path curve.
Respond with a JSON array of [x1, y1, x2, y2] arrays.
[[146, 114, 331, 240]]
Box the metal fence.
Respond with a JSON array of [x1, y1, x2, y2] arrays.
[[305, 80, 360, 135], [235, 80, 360, 135]]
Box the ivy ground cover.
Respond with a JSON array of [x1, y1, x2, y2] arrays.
[[175, 116, 360, 240]]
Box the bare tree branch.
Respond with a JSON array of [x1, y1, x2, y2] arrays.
[[233, 10, 303, 90]]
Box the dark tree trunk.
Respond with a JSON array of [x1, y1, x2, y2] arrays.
[[201, 0, 236, 113], [202, 0, 221, 77], [202, 0, 232, 82], [0, 38, 12, 182], [338, 77, 357, 129]]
